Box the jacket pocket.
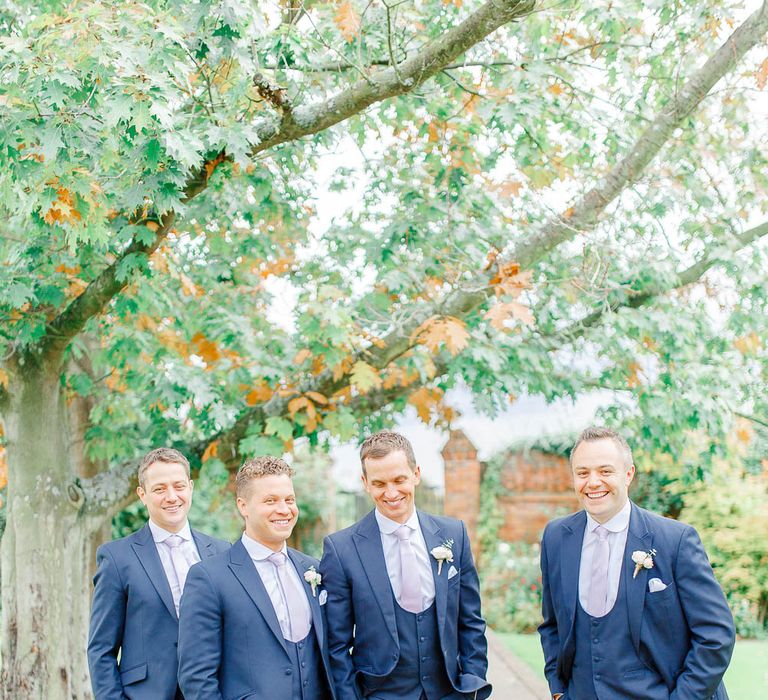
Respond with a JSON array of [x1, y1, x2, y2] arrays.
[[119, 662, 147, 686]]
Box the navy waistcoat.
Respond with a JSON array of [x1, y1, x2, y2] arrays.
[[284, 626, 329, 700], [570, 565, 668, 699], [362, 598, 454, 700]]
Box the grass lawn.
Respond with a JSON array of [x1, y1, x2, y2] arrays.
[[496, 633, 767, 698]]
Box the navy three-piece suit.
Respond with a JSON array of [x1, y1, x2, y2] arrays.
[[539, 502, 735, 699], [320, 510, 491, 700], [177, 539, 336, 700], [87, 523, 229, 699]]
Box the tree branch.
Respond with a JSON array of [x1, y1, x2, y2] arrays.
[[558, 218, 768, 340], [29, 0, 537, 367], [180, 5, 768, 474], [247, 0, 537, 155]]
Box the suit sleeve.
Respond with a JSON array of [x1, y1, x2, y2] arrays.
[[456, 521, 489, 681], [537, 528, 565, 696], [87, 546, 128, 700], [669, 526, 736, 700], [319, 536, 363, 700], [177, 563, 225, 700]]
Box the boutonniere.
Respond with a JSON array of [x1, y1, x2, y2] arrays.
[[304, 566, 322, 597], [631, 549, 657, 578], [430, 539, 454, 575]]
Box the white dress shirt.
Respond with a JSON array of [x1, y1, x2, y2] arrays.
[[240, 533, 312, 636], [578, 500, 631, 614], [148, 520, 201, 608], [375, 509, 436, 612]]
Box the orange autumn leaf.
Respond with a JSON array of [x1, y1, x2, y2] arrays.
[[0, 445, 7, 492], [335, 1, 361, 42], [0, 368, 9, 389], [179, 272, 203, 297], [412, 316, 469, 356], [43, 187, 82, 226], [55, 264, 81, 276], [245, 381, 273, 406], [626, 362, 642, 388], [485, 300, 534, 330], [293, 348, 312, 364], [494, 180, 523, 198], [734, 332, 761, 355], [757, 58, 768, 90], [192, 332, 221, 364], [288, 396, 318, 433], [548, 83, 564, 96], [105, 371, 127, 393], [66, 278, 89, 298], [202, 440, 219, 462], [145, 221, 160, 232], [304, 391, 328, 405], [408, 386, 441, 423]]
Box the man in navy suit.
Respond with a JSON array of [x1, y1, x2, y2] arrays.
[[538, 426, 735, 699], [87, 447, 230, 699], [177, 456, 335, 700], [320, 430, 491, 700]]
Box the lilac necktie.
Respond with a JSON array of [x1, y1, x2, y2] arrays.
[[587, 525, 611, 617], [164, 535, 190, 616], [395, 525, 422, 613], [268, 551, 311, 642]]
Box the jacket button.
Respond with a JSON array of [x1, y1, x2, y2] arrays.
[[285, 668, 292, 675]]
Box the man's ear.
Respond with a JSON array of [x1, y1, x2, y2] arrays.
[[136, 485, 146, 505]]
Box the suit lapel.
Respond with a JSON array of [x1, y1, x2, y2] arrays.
[[418, 511, 448, 638], [191, 530, 217, 560], [287, 548, 324, 647], [352, 511, 398, 646], [131, 523, 177, 620], [625, 503, 654, 651], [560, 511, 586, 638], [228, 540, 288, 654]]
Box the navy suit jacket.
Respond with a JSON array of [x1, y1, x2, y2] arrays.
[[177, 539, 336, 700], [319, 509, 491, 700], [87, 522, 229, 700], [538, 502, 735, 700]]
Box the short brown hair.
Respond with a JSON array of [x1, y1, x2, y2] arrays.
[[359, 430, 417, 474], [570, 426, 633, 468], [138, 447, 190, 487], [235, 456, 294, 499]]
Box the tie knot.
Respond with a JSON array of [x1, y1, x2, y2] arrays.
[[268, 551, 288, 568], [395, 525, 412, 542], [165, 535, 184, 548], [595, 525, 609, 541]]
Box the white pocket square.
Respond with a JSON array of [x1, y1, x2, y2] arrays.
[[318, 590, 328, 606], [648, 577, 667, 593], [447, 565, 459, 580]]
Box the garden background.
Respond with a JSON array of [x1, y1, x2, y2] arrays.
[[1, 0, 767, 697]]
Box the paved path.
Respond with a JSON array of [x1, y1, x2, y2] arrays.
[[486, 630, 550, 699]]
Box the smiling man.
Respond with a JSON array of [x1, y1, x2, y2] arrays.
[[87, 447, 229, 700], [320, 430, 491, 700], [177, 456, 335, 700], [538, 426, 735, 700]]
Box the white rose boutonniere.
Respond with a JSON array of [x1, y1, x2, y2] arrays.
[[631, 548, 657, 579], [430, 539, 454, 575], [304, 566, 322, 596]]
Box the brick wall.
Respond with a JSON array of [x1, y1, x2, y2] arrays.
[[442, 431, 580, 544]]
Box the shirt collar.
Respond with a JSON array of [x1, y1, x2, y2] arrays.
[[241, 532, 287, 562], [586, 499, 631, 534], [375, 507, 420, 535], [148, 519, 193, 544]]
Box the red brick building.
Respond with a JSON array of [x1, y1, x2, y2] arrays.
[[442, 429, 579, 544]]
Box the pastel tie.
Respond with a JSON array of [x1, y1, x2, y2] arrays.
[[395, 525, 422, 613], [164, 535, 190, 616], [268, 551, 311, 642], [587, 525, 610, 617]]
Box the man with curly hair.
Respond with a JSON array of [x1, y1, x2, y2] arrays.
[[178, 455, 335, 700]]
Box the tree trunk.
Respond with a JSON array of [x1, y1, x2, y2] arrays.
[[1, 361, 105, 699]]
